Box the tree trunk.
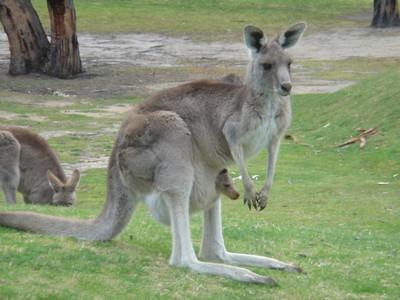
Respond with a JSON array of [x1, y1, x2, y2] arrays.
[[371, 0, 400, 27], [0, 0, 49, 75], [42, 0, 82, 78]]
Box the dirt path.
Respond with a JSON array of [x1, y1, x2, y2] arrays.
[[79, 27, 400, 65], [2, 27, 395, 67], [1, 26, 400, 98]]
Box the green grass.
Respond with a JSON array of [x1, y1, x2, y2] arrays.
[[300, 57, 400, 81], [0, 1, 398, 297], [31, 0, 371, 38], [0, 68, 399, 299]]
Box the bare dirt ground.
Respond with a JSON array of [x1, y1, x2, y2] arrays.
[[76, 27, 400, 65], [1, 26, 400, 171], [1, 26, 400, 100]]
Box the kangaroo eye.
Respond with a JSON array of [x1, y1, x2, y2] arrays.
[[223, 184, 231, 188], [262, 63, 273, 71]]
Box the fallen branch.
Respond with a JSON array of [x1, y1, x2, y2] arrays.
[[358, 128, 378, 137], [338, 127, 378, 148], [337, 137, 359, 147]]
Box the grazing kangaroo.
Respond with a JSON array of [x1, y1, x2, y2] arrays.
[[216, 168, 240, 200], [0, 23, 306, 284], [0, 126, 80, 206]]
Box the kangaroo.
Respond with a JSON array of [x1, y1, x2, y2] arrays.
[[0, 130, 20, 204], [0, 23, 306, 284], [216, 168, 240, 200], [0, 126, 80, 206]]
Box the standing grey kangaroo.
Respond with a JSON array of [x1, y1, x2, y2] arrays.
[[0, 126, 80, 206], [0, 23, 306, 284]]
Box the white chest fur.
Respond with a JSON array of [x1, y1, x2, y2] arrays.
[[241, 116, 278, 159], [240, 94, 290, 159]]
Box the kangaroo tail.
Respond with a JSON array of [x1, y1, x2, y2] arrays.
[[0, 149, 135, 241], [0, 211, 97, 239]]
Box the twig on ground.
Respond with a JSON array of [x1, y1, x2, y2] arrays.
[[338, 127, 378, 149]]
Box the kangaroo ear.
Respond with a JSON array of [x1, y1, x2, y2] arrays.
[[66, 169, 80, 189], [47, 170, 63, 192], [244, 25, 266, 53], [277, 22, 306, 49], [219, 168, 228, 175]]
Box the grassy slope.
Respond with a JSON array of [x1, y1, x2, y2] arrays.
[[0, 69, 399, 299], [31, 0, 371, 38], [0, 1, 397, 298]]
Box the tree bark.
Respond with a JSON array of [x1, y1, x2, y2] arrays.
[[0, 0, 49, 75], [371, 0, 400, 27], [42, 0, 82, 78]]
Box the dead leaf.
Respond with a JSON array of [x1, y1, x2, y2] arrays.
[[359, 136, 366, 148], [285, 134, 299, 143]]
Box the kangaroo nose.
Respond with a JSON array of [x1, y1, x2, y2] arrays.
[[281, 82, 292, 94]]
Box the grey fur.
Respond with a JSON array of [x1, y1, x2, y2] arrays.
[[0, 126, 80, 206], [0, 23, 306, 284], [220, 73, 243, 85], [0, 131, 20, 204]]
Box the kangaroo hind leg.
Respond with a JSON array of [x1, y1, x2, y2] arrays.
[[200, 199, 302, 273], [160, 177, 276, 284]]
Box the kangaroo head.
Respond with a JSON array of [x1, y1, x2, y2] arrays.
[[47, 169, 80, 206], [244, 23, 306, 96], [216, 169, 240, 200]]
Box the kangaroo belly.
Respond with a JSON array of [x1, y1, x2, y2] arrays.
[[144, 182, 220, 226], [145, 193, 171, 226], [144, 167, 221, 226]]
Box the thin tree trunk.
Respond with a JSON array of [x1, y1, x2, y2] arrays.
[[371, 0, 400, 27], [42, 0, 82, 78], [0, 0, 49, 75]]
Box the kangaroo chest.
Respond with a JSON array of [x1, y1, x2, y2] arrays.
[[241, 117, 277, 159], [240, 98, 290, 159]]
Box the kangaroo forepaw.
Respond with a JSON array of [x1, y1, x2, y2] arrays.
[[255, 192, 267, 211], [243, 192, 267, 211]]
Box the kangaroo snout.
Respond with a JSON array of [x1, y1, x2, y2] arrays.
[[228, 189, 240, 200], [280, 82, 292, 95]]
